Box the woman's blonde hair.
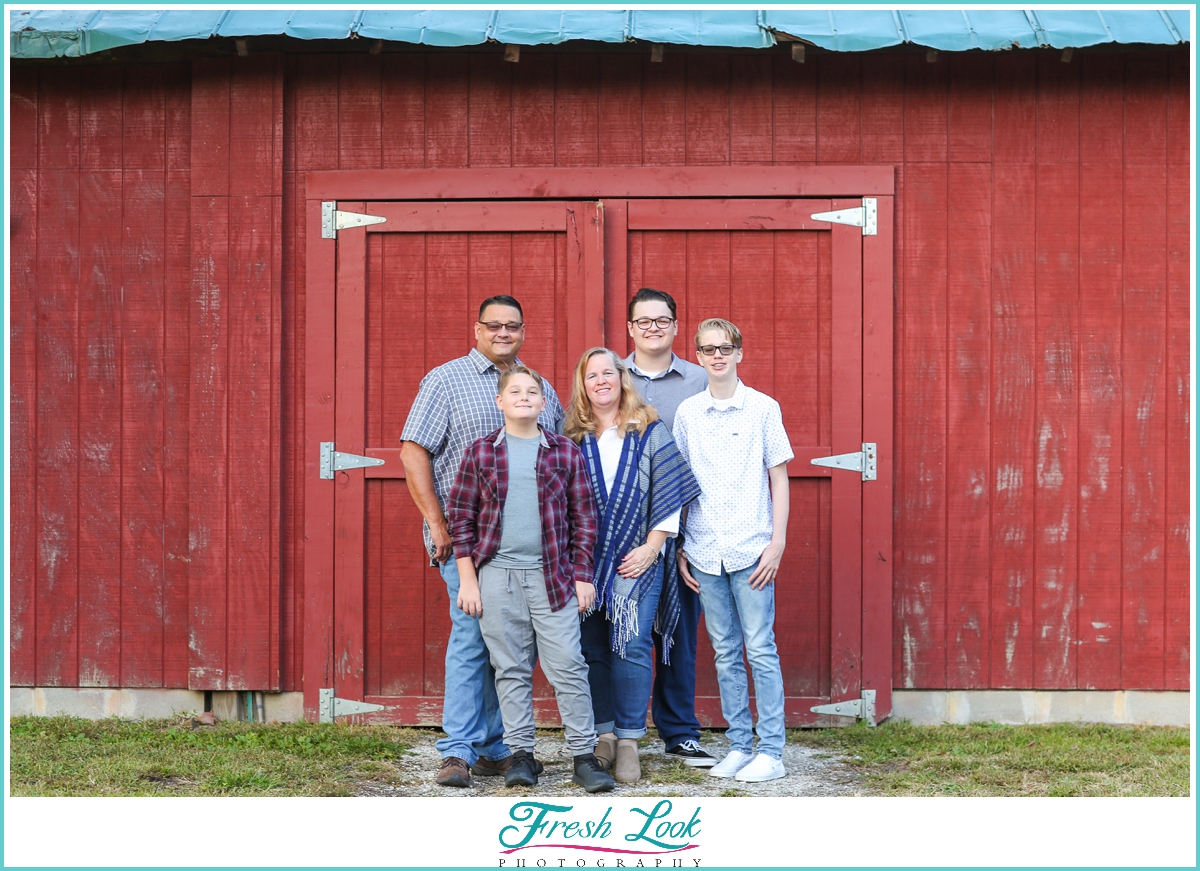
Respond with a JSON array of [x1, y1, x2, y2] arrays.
[[564, 347, 658, 443]]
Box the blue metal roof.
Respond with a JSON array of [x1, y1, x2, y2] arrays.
[[10, 9, 1190, 59]]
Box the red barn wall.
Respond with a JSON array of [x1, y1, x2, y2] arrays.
[[9, 45, 1190, 696]]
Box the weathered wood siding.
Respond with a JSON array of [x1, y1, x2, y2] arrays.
[[10, 45, 1189, 694]]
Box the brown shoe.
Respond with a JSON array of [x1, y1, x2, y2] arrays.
[[471, 756, 510, 778], [595, 733, 618, 770], [436, 756, 471, 787], [614, 738, 641, 782]]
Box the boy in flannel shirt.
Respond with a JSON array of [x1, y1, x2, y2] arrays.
[[448, 365, 615, 794]]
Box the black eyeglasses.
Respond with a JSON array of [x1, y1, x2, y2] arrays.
[[630, 317, 676, 331], [478, 321, 525, 333], [698, 344, 739, 357]]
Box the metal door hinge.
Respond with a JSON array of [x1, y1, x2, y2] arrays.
[[322, 202, 387, 238], [320, 442, 385, 479], [810, 198, 877, 236], [810, 442, 877, 481], [319, 688, 386, 723], [810, 689, 877, 726]]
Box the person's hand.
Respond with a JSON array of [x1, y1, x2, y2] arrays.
[[457, 580, 483, 618], [576, 581, 596, 613], [677, 549, 700, 593], [429, 519, 454, 563], [747, 541, 784, 590], [617, 544, 659, 579]]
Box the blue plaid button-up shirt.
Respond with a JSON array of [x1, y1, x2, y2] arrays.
[[400, 348, 564, 558]]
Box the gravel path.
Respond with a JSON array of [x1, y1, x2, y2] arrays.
[[356, 730, 868, 797]]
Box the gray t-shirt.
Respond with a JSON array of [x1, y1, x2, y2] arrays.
[[491, 432, 544, 568]]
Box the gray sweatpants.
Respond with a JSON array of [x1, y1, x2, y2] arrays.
[[478, 564, 597, 757]]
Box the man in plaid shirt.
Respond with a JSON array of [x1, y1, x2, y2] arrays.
[[448, 365, 613, 793], [400, 296, 564, 788]]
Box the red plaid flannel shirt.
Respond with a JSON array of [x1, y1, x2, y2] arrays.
[[448, 427, 598, 612]]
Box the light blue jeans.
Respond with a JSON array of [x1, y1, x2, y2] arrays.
[[690, 562, 786, 760], [434, 559, 509, 765]]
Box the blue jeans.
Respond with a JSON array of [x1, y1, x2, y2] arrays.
[[690, 562, 786, 760], [579, 561, 664, 739], [651, 573, 703, 748], [434, 559, 509, 765]]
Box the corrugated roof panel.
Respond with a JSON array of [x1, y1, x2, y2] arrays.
[[9, 9, 1190, 59], [1103, 10, 1187, 45], [631, 11, 770, 48], [491, 10, 629, 45], [147, 11, 227, 43], [960, 11, 1041, 50]]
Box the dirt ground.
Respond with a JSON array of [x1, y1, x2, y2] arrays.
[[355, 729, 868, 797]]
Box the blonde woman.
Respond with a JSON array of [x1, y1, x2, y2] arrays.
[[565, 348, 701, 782]]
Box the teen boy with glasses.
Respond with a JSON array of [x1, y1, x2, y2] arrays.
[[613, 288, 716, 769], [672, 318, 794, 783], [400, 295, 565, 788]]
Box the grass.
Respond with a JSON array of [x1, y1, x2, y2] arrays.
[[788, 720, 1192, 797], [9, 715, 416, 797]]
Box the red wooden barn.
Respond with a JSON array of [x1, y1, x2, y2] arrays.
[[8, 10, 1192, 727]]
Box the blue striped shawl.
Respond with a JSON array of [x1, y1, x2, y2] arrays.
[[581, 421, 701, 662]]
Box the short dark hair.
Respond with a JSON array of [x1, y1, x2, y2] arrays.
[[479, 295, 524, 320], [627, 287, 677, 321]]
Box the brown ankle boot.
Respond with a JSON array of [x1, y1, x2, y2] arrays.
[[595, 733, 617, 770]]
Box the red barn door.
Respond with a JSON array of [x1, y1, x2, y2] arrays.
[[305, 169, 893, 726]]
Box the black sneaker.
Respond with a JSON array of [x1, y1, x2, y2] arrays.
[[475, 754, 545, 778], [666, 740, 717, 768], [504, 751, 540, 788], [572, 753, 616, 793]]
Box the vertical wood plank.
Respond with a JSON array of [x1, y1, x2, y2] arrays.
[[685, 54, 730, 165], [1032, 161, 1080, 688], [555, 54, 600, 167], [512, 53, 556, 167], [860, 55, 904, 165], [383, 54, 426, 169], [730, 54, 773, 165], [162, 64, 192, 689], [230, 55, 283, 194], [294, 54, 340, 172], [861, 195, 894, 717], [10, 68, 39, 682], [1166, 52, 1189, 167], [123, 66, 167, 171], [338, 54, 383, 171], [896, 166, 947, 689], [773, 53, 816, 164], [642, 54, 686, 166], [944, 163, 991, 688], [993, 53, 1037, 164], [81, 67, 123, 171], [947, 53, 992, 163], [35, 67, 82, 687], [304, 197, 337, 716], [469, 53, 512, 167], [816, 54, 861, 164], [191, 59, 230, 196], [1163, 143, 1190, 690], [188, 195, 229, 689], [989, 161, 1037, 689], [426, 55, 469, 168], [904, 54, 948, 164], [599, 55, 643, 166], [1120, 53, 1169, 687], [334, 207, 368, 702], [603, 200, 629, 352]]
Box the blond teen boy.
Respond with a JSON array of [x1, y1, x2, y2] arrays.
[[448, 366, 615, 794], [673, 319, 794, 783]]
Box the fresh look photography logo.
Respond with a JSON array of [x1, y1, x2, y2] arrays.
[[498, 800, 703, 867]]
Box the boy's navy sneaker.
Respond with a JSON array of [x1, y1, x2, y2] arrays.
[[666, 740, 717, 768], [473, 755, 544, 778], [572, 753, 616, 793], [504, 750, 540, 788]]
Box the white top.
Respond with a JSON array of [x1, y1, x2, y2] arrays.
[[597, 426, 680, 536], [672, 381, 794, 574]]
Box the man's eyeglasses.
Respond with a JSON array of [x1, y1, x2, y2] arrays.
[[478, 321, 524, 333], [698, 344, 739, 357], [630, 317, 676, 331]]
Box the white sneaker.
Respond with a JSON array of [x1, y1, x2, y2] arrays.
[[708, 750, 755, 778], [734, 752, 786, 782]]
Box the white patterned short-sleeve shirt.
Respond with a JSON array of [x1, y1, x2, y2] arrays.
[[672, 381, 794, 575], [401, 348, 564, 556]]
